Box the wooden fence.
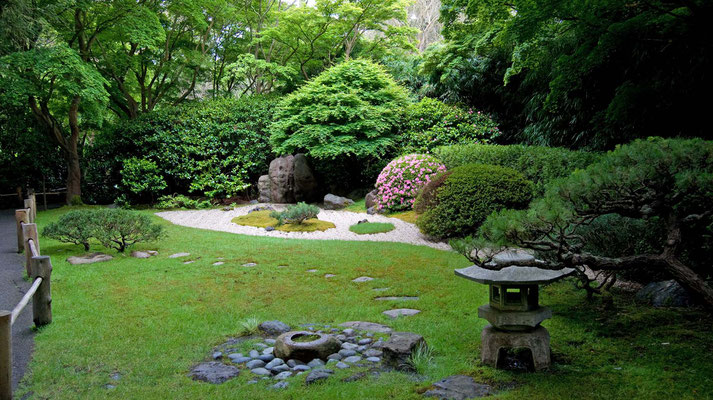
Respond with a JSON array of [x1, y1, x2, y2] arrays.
[[1, 194, 53, 400]]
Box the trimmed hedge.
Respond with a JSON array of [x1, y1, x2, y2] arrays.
[[433, 144, 599, 195], [416, 164, 533, 239]]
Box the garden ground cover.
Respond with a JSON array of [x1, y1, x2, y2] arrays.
[[16, 206, 713, 399]]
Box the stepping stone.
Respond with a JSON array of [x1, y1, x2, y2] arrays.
[[272, 381, 289, 389], [183, 261, 195, 264], [130, 250, 155, 259], [169, 252, 190, 258], [373, 287, 390, 292], [212, 261, 224, 266], [189, 362, 240, 384], [324, 274, 336, 278], [307, 269, 318, 273], [67, 253, 113, 265], [277, 265, 288, 268], [375, 296, 419, 301], [339, 321, 393, 333], [423, 375, 493, 399], [242, 262, 257, 267], [305, 369, 334, 385], [352, 276, 374, 283], [259, 320, 291, 335], [383, 309, 421, 319]]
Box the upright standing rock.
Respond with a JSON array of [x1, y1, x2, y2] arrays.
[[365, 189, 378, 209], [269, 155, 296, 203], [258, 175, 272, 203], [293, 153, 319, 202], [382, 332, 426, 371]]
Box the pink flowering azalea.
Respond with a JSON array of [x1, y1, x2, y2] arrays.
[[374, 154, 447, 212]]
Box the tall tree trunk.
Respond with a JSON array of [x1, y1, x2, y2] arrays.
[[65, 96, 82, 203]]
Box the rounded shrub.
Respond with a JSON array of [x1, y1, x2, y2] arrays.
[[413, 170, 452, 214], [375, 154, 446, 212], [416, 164, 534, 238]]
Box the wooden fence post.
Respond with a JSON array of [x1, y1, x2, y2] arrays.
[[22, 200, 33, 224], [13, 210, 27, 254], [28, 192, 36, 223], [0, 311, 11, 400], [30, 257, 52, 326], [21, 224, 38, 278]]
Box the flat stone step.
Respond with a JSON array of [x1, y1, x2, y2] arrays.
[[383, 309, 421, 319], [375, 296, 419, 301]]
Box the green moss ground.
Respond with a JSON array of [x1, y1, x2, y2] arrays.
[[231, 210, 335, 232], [344, 198, 420, 223], [349, 222, 396, 235], [15, 206, 713, 399]]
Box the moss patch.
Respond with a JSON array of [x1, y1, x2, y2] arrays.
[[388, 210, 419, 224], [232, 210, 335, 232], [349, 222, 395, 235]]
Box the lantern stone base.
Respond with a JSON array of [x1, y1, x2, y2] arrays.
[[481, 324, 551, 371]]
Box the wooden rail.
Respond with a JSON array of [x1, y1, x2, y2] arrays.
[[1, 195, 52, 400]]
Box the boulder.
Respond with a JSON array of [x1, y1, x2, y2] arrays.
[[365, 189, 378, 209], [269, 156, 296, 203], [636, 280, 694, 307], [323, 194, 354, 210], [423, 375, 493, 399], [188, 362, 240, 384], [259, 320, 291, 336], [382, 332, 426, 371], [67, 253, 113, 265], [274, 331, 342, 362], [257, 175, 272, 203], [293, 153, 319, 202], [305, 368, 334, 385]]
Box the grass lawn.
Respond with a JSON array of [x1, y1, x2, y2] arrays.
[[344, 198, 420, 224], [349, 222, 396, 235], [16, 206, 713, 399]]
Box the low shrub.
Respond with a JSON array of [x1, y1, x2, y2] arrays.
[[413, 171, 452, 214], [433, 144, 599, 196], [270, 202, 320, 225], [349, 222, 395, 235], [91, 209, 163, 252], [402, 98, 500, 153], [416, 164, 533, 238], [156, 194, 212, 210], [375, 154, 446, 212], [42, 210, 96, 251], [120, 158, 167, 203]]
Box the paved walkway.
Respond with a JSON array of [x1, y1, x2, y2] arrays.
[[0, 209, 34, 392]]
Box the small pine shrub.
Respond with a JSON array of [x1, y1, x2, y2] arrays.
[[42, 210, 95, 251], [416, 164, 533, 238], [375, 154, 446, 212], [270, 202, 320, 225], [156, 194, 212, 209], [92, 209, 163, 252]]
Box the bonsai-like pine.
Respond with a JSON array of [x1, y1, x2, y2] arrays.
[[270, 202, 320, 225], [270, 59, 409, 159], [92, 209, 163, 252], [42, 210, 96, 251], [453, 138, 713, 310]]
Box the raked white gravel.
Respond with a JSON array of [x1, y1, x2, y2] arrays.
[[155, 204, 451, 250]]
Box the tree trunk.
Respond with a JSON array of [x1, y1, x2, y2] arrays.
[[664, 257, 713, 310], [65, 96, 82, 203]]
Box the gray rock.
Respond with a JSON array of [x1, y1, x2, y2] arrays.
[[67, 253, 113, 265], [327, 353, 342, 360], [340, 321, 392, 334], [251, 368, 271, 376], [249, 350, 260, 359], [357, 345, 368, 352], [293, 153, 319, 202], [324, 274, 336, 278], [130, 251, 153, 259], [272, 381, 290, 390], [326, 359, 338, 365], [110, 372, 121, 381], [343, 328, 355, 336], [305, 369, 334, 385], [375, 296, 419, 301], [246, 359, 265, 369], [189, 362, 240, 384], [258, 354, 274, 362], [383, 308, 421, 319], [263, 347, 274, 355], [212, 262, 224, 266], [231, 356, 252, 364], [274, 371, 292, 380], [265, 358, 284, 370], [168, 252, 190, 258], [274, 331, 342, 362], [259, 320, 291, 336], [242, 262, 257, 267], [423, 375, 493, 399], [365, 189, 378, 209], [269, 155, 296, 203], [249, 200, 258, 204], [335, 362, 350, 369], [265, 226, 276, 232], [366, 357, 381, 363], [323, 193, 354, 210], [265, 339, 277, 345], [307, 359, 325, 368], [212, 351, 223, 360], [351, 276, 374, 283], [271, 364, 290, 373], [341, 342, 358, 350], [357, 219, 369, 224], [183, 260, 195, 264], [293, 365, 311, 372], [342, 356, 362, 364], [258, 175, 272, 203], [287, 359, 305, 368], [366, 207, 377, 215], [254, 343, 268, 349], [105, 384, 116, 389], [364, 349, 383, 357], [358, 338, 372, 345], [382, 332, 426, 371], [636, 280, 694, 307]]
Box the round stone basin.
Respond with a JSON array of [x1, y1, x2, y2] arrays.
[[274, 331, 342, 362]]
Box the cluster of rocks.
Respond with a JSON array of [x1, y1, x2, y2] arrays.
[[258, 154, 319, 203]]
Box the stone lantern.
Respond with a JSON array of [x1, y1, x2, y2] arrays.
[[455, 250, 574, 371]]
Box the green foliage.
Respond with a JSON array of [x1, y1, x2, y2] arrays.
[[413, 171, 452, 214], [416, 164, 533, 239], [120, 158, 167, 201], [270, 59, 409, 159], [42, 210, 96, 251], [91, 96, 277, 203], [349, 222, 395, 235], [401, 98, 500, 153], [270, 202, 320, 225], [155, 195, 212, 210], [91, 209, 163, 252], [434, 144, 599, 196]]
